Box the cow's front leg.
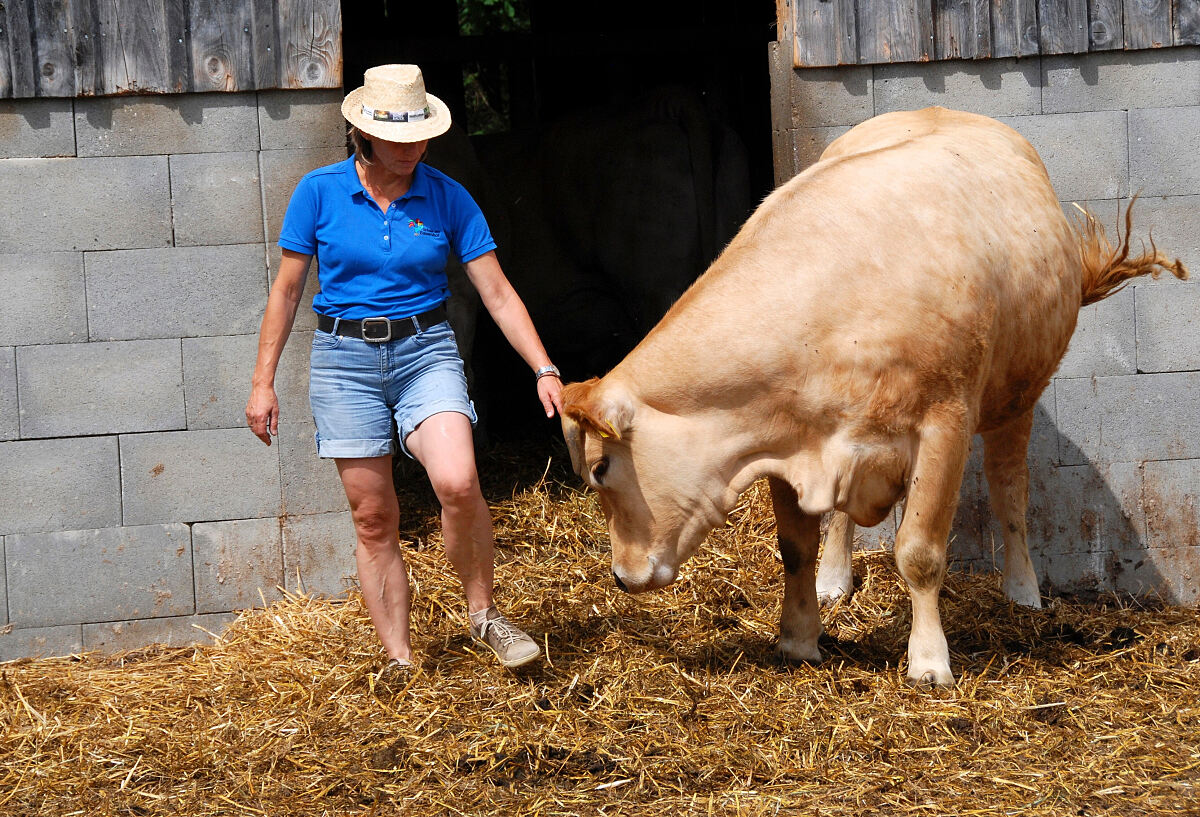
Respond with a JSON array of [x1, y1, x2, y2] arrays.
[[816, 511, 855, 605], [769, 477, 822, 663], [982, 411, 1042, 608], [895, 417, 970, 686]]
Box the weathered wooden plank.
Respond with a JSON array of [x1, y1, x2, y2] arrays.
[[31, 0, 76, 95], [92, 0, 169, 94], [1125, 0, 1172, 48], [1178, 0, 1200, 44], [5, 0, 39, 97], [250, 0, 279, 88], [68, 0, 94, 95], [0, 1, 15, 97], [792, 0, 858, 66], [164, 0, 191, 93], [991, 0, 1040, 58], [1088, 0, 1125, 49], [275, 0, 341, 88], [858, 0, 932, 64], [1038, 0, 1089, 53], [189, 0, 253, 92], [933, 0, 991, 59]]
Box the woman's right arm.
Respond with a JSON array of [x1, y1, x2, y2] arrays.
[[246, 249, 313, 445]]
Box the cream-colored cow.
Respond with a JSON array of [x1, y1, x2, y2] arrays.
[[561, 107, 1187, 685]]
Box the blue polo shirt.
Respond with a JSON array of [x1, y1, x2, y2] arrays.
[[278, 157, 496, 320]]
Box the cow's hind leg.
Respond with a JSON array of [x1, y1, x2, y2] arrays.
[[895, 416, 970, 686], [769, 477, 823, 663], [816, 511, 855, 605], [982, 410, 1042, 608]]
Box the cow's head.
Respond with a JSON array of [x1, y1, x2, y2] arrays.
[[561, 378, 731, 593]]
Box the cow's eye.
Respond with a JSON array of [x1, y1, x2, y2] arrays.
[[590, 457, 609, 485]]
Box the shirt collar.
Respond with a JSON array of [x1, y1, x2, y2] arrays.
[[344, 156, 429, 201]]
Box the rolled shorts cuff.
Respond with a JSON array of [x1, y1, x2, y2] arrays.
[[316, 436, 395, 459], [398, 399, 478, 459]]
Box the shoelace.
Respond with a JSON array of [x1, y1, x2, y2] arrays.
[[479, 616, 526, 647]]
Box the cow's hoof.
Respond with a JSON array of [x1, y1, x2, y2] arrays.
[[1003, 581, 1043, 609], [816, 585, 852, 607], [905, 666, 956, 687], [776, 639, 822, 665]]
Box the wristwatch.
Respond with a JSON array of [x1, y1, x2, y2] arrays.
[[535, 364, 561, 380]]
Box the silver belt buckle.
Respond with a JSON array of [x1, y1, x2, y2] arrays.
[[360, 317, 392, 343]]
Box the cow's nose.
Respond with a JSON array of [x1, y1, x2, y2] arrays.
[[612, 571, 628, 592]]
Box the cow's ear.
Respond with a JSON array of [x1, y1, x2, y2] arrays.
[[561, 379, 634, 442]]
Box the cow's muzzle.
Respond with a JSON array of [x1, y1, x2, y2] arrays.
[[611, 571, 628, 592]]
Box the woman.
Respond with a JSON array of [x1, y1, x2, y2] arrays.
[[246, 64, 562, 673]]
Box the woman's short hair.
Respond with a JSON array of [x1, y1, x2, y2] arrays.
[[349, 126, 374, 164]]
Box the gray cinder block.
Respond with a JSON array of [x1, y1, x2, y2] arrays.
[[275, 331, 314, 420], [1026, 461, 1146, 557], [997, 111, 1127, 202], [183, 334, 259, 431], [0, 624, 82, 662], [0, 157, 171, 252], [17, 340, 185, 437], [1130, 106, 1200, 197], [1055, 371, 1200, 465], [120, 428, 282, 526], [1125, 194, 1200, 284], [257, 90, 346, 151], [0, 348, 15, 441], [260, 147, 348, 242], [0, 253, 87, 346], [193, 517, 284, 614], [0, 437, 121, 535], [75, 93, 260, 157], [282, 511, 357, 597], [1135, 279, 1200, 374], [278, 420, 348, 516], [1143, 458, 1200, 552], [1111, 544, 1200, 605], [170, 152, 265, 246], [83, 612, 238, 654], [793, 126, 851, 173], [0, 99, 77, 158], [1057, 287, 1136, 377], [785, 64, 874, 129], [86, 245, 268, 341], [875, 58, 1041, 118], [6, 524, 194, 627], [1, 536, 7, 625], [1042, 48, 1200, 114]]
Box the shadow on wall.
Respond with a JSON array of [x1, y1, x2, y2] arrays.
[[948, 402, 1166, 602]]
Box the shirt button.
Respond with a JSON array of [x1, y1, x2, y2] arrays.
[[384, 235, 390, 240]]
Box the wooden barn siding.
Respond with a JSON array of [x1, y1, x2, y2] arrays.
[[788, 0, 1200, 66], [0, 0, 341, 98]]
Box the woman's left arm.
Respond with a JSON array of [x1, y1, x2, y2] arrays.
[[463, 250, 563, 418]]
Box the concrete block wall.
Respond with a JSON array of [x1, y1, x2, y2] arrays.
[[0, 91, 358, 661], [769, 44, 1200, 603]]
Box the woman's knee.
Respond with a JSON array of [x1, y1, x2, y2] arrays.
[[429, 468, 482, 510], [350, 502, 399, 543]]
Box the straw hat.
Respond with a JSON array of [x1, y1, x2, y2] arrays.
[[341, 64, 452, 143]]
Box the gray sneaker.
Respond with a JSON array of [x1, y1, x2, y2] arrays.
[[470, 607, 542, 669]]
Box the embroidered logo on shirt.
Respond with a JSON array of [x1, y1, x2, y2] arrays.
[[407, 218, 442, 238]]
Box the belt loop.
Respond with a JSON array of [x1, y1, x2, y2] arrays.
[[410, 315, 421, 335], [332, 317, 341, 336]]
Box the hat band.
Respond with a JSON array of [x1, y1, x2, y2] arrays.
[[362, 104, 432, 123]]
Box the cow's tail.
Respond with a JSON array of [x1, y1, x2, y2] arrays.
[[1075, 195, 1188, 307]]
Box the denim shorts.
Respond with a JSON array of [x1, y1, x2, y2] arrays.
[[308, 320, 477, 460]]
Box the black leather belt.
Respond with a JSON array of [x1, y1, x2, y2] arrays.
[[316, 305, 447, 343]]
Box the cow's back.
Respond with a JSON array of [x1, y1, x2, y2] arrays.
[[638, 108, 1080, 438]]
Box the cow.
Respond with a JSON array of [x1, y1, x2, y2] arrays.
[[559, 107, 1188, 686]]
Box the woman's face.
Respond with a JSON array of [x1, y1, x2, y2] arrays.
[[366, 135, 429, 178]]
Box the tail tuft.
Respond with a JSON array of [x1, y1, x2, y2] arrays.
[[1075, 195, 1189, 307]]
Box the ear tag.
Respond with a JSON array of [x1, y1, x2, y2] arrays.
[[605, 420, 622, 440]]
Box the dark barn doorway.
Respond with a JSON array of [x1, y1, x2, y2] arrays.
[[342, 1, 778, 442]]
